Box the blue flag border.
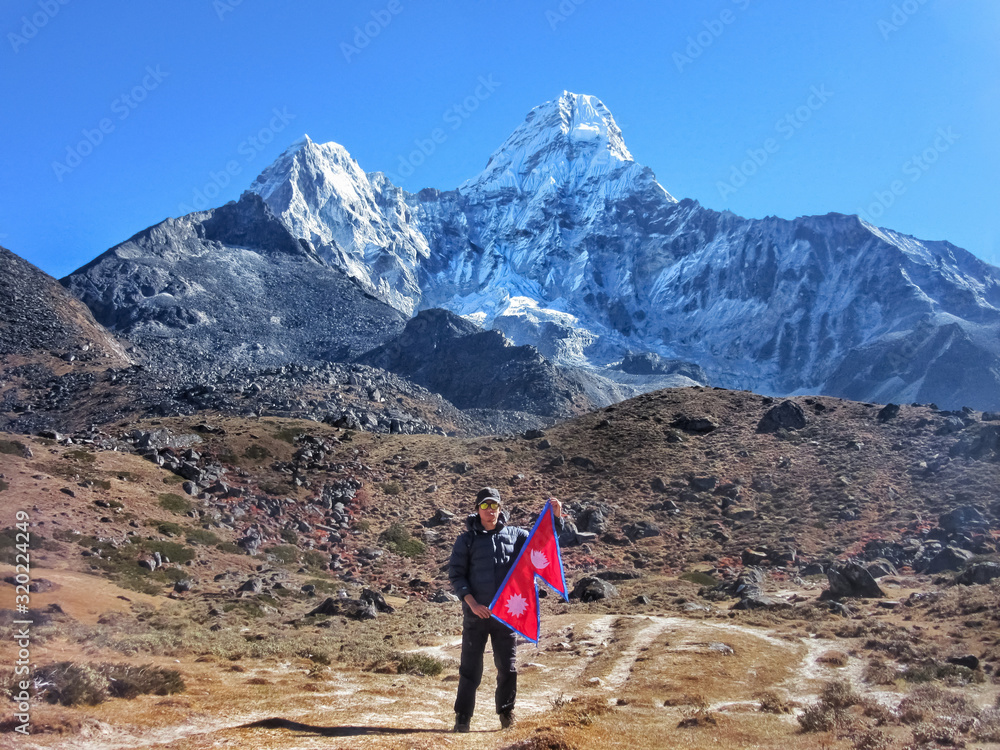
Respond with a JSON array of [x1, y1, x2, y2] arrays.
[[488, 500, 569, 643]]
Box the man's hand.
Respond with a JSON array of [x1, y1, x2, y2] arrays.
[[548, 497, 563, 517], [464, 595, 491, 618]]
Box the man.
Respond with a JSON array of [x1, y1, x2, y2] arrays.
[[447, 487, 563, 732]]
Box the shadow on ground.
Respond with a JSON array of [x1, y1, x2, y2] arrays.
[[241, 717, 450, 736]]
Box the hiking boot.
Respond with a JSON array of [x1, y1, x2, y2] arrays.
[[453, 713, 471, 733], [499, 711, 516, 729]]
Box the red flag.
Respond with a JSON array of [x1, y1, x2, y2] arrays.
[[489, 500, 568, 642]]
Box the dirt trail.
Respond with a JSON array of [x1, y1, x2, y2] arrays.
[[12, 612, 861, 750]]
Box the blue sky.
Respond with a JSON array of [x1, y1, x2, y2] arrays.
[[2, 0, 997, 279]]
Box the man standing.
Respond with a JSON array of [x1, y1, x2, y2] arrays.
[[448, 487, 563, 732]]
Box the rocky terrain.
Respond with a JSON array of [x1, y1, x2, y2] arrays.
[[1, 383, 998, 749]]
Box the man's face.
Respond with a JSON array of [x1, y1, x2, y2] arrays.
[[478, 500, 501, 529]]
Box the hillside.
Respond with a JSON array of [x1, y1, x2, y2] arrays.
[[1, 387, 998, 748]]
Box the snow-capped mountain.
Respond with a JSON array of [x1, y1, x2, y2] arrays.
[[250, 136, 429, 315], [244, 90, 1000, 410]]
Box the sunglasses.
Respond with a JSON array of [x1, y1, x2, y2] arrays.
[[477, 501, 500, 510]]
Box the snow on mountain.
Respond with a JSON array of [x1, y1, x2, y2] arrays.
[[243, 92, 1000, 411], [250, 135, 429, 314]]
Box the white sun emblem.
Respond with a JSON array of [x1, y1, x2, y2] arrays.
[[505, 592, 528, 617], [530, 550, 549, 569]]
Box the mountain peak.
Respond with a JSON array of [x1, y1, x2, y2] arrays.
[[461, 91, 637, 194]]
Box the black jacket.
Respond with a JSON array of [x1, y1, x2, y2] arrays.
[[448, 510, 564, 608]]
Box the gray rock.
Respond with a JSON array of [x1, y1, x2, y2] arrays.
[[757, 400, 807, 433], [922, 546, 974, 574], [307, 596, 377, 620], [955, 562, 1000, 585], [876, 403, 901, 423], [866, 558, 899, 578], [238, 578, 263, 594], [689, 475, 718, 492], [824, 562, 885, 599], [939, 506, 989, 534], [430, 508, 455, 525], [570, 577, 618, 602], [670, 415, 719, 433]]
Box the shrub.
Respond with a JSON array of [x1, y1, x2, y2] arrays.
[[756, 690, 792, 714], [280, 528, 298, 545], [819, 678, 861, 710], [679, 571, 718, 587], [302, 550, 328, 570], [897, 685, 979, 728], [274, 427, 305, 443], [381, 482, 402, 496], [864, 658, 898, 685], [158, 493, 192, 514], [268, 545, 299, 565], [0, 439, 29, 457], [378, 523, 425, 558], [102, 664, 185, 699], [155, 522, 184, 537], [216, 542, 242, 554], [394, 652, 445, 676], [797, 703, 838, 733], [852, 728, 893, 750], [33, 662, 185, 705], [64, 449, 96, 464], [184, 527, 222, 546], [243, 444, 270, 461], [35, 663, 109, 706]]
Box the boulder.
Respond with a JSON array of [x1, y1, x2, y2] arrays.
[[939, 506, 989, 534], [624, 521, 660, 541], [670, 415, 719, 433], [866, 558, 899, 578], [922, 546, 975, 574], [876, 403, 901, 423], [955, 562, 1000, 586], [570, 577, 618, 602], [725, 507, 756, 522], [429, 508, 455, 525], [757, 400, 807, 433], [238, 578, 263, 594], [577, 506, 609, 534], [689, 475, 718, 492], [823, 562, 885, 599], [361, 588, 395, 614], [307, 596, 377, 620]]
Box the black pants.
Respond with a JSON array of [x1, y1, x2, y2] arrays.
[[454, 614, 517, 717]]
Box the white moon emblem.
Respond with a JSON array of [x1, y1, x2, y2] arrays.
[[530, 550, 549, 569]]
